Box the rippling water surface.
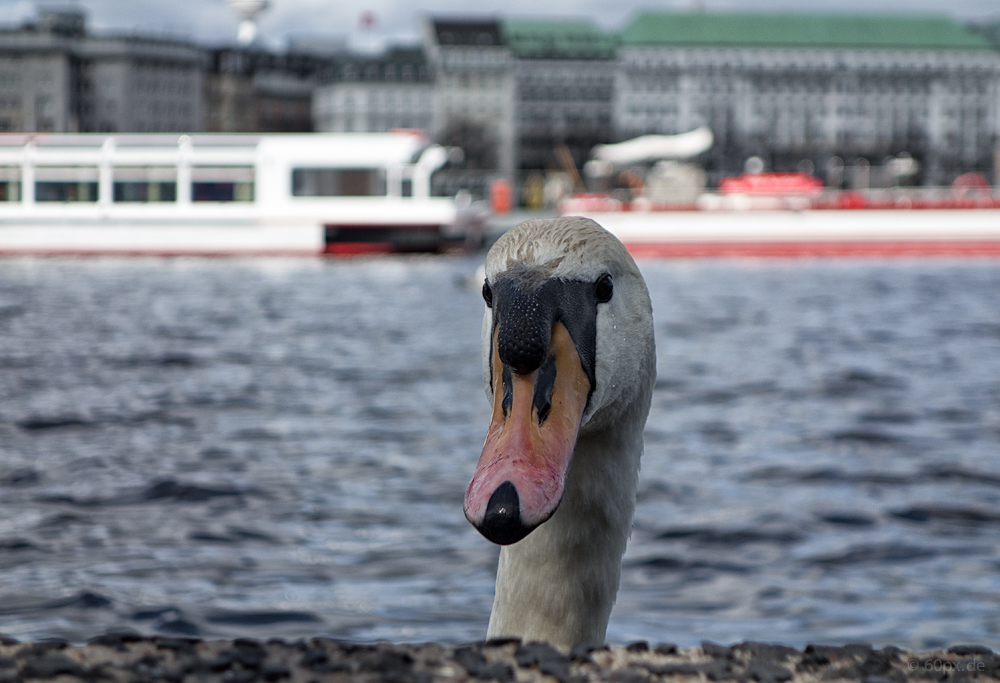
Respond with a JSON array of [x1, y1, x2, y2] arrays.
[[1, 256, 1000, 649]]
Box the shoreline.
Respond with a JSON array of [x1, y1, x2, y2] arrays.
[[1, 635, 996, 682]]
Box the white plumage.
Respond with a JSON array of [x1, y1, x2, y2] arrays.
[[474, 217, 656, 650]]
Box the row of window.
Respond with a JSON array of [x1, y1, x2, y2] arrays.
[[0, 181, 253, 203], [626, 78, 997, 98], [644, 95, 986, 112], [334, 93, 433, 110], [518, 87, 612, 101], [340, 64, 429, 83], [292, 169, 395, 197], [130, 79, 195, 96], [625, 108, 926, 128], [443, 104, 504, 118], [0, 168, 401, 202], [519, 111, 611, 124], [448, 74, 505, 89], [624, 56, 992, 72]]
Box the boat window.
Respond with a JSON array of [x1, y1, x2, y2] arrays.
[[0, 167, 19, 202], [35, 166, 98, 202], [291, 168, 387, 197], [113, 167, 177, 203], [192, 167, 254, 202]]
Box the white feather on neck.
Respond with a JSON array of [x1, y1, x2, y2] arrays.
[[479, 216, 657, 651]]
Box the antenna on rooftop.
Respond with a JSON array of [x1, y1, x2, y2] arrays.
[[226, 0, 270, 45], [354, 10, 381, 54]]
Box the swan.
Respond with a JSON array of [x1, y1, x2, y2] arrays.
[[464, 216, 656, 651]]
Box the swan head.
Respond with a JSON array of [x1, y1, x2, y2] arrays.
[[464, 217, 655, 545]]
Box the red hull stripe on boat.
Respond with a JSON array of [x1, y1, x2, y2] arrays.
[[0, 248, 320, 258], [324, 242, 397, 255], [621, 240, 1000, 258]]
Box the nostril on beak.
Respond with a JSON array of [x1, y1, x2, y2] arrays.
[[479, 481, 531, 545], [536, 398, 551, 423]]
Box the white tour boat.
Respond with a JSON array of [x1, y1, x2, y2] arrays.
[[0, 131, 465, 256]]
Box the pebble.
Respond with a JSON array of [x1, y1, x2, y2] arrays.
[[0, 636, 995, 682]]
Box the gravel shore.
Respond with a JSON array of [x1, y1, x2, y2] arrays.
[[0, 635, 996, 683]]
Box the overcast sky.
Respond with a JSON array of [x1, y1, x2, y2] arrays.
[[0, 0, 997, 51]]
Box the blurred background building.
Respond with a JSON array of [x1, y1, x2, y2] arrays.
[[204, 47, 318, 133], [312, 47, 433, 135], [421, 19, 516, 198], [506, 20, 616, 197], [0, 7, 203, 133], [1, 5, 998, 193], [616, 12, 1000, 187]]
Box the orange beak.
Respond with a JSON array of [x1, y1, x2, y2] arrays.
[[464, 321, 591, 544]]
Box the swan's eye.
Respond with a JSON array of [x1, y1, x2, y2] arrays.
[[595, 274, 613, 303], [482, 280, 493, 308]]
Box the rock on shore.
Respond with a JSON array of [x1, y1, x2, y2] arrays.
[[0, 634, 996, 683]]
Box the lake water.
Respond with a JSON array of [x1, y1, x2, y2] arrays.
[[1, 255, 999, 650]]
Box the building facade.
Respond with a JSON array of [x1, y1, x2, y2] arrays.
[[418, 12, 1000, 190], [422, 19, 517, 195], [506, 20, 616, 179], [417, 18, 620, 194], [0, 9, 204, 133], [616, 12, 1000, 186], [204, 47, 321, 133], [312, 48, 433, 134], [0, 8, 325, 136]]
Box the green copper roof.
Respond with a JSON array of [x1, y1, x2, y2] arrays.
[[501, 19, 618, 59], [621, 12, 994, 50]]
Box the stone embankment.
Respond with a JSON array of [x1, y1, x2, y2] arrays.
[[0, 634, 996, 683]]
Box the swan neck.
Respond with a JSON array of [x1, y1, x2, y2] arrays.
[[487, 418, 643, 650]]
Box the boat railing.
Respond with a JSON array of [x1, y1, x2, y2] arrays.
[[561, 186, 1000, 214]]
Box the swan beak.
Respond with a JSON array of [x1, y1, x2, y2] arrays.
[[465, 321, 590, 545]]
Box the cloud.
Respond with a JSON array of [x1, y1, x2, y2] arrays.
[[7, 0, 997, 48], [0, 0, 37, 24]]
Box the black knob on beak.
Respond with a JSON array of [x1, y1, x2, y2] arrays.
[[479, 481, 531, 545]]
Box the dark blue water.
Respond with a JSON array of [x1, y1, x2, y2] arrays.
[[1, 256, 999, 649]]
